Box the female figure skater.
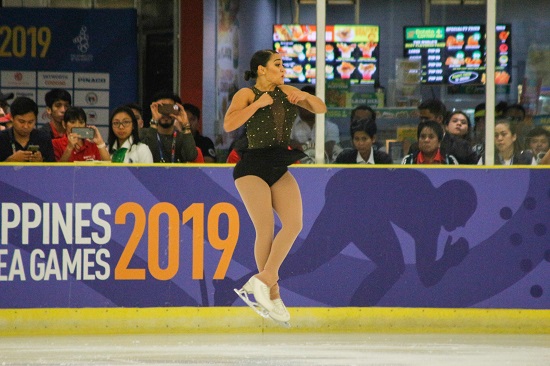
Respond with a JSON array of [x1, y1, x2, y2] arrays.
[[224, 49, 326, 325]]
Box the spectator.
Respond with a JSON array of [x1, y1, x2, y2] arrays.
[[335, 117, 392, 164], [0, 91, 13, 113], [108, 105, 153, 163], [290, 85, 342, 163], [445, 111, 472, 142], [418, 98, 447, 124], [0, 91, 14, 131], [525, 126, 550, 164], [402, 120, 458, 165], [444, 110, 477, 161], [409, 99, 476, 164], [0, 97, 55, 162], [504, 103, 529, 147], [472, 103, 486, 156], [538, 148, 550, 165], [39, 89, 71, 140], [52, 106, 110, 162], [139, 91, 197, 163], [183, 103, 217, 163], [125, 103, 145, 129], [350, 104, 376, 123], [346, 104, 384, 151], [478, 118, 532, 165], [225, 126, 247, 163]]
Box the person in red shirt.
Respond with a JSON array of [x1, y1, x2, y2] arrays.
[[53, 106, 110, 162], [402, 120, 458, 165]]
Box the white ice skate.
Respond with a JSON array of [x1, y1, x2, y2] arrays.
[[234, 277, 272, 319], [269, 298, 291, 328]]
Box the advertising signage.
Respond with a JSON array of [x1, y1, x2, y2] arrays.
[[273, 24, 380, 85], [404, 24, 511, 85]]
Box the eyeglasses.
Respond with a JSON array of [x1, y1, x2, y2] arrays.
[[113, 120, 132, 128]]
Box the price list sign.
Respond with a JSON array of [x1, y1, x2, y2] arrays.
[[404, 25, 511, 85], [404, 27, 445, 83]]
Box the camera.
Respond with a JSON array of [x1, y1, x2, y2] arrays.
[[72, 127, 95, 139], [158, 103, 179, 116]]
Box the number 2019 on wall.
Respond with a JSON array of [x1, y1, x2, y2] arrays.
[[0, 26, 52, 58], [114, 202, 239, 281]]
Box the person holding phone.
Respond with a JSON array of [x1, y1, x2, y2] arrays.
[[52, 106, 111, 162], [224, 49, 326, 326], [0, 96, 55, 162], [139, 91, 197, 163]]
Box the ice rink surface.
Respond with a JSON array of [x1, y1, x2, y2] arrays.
[[1, 332, 549, 366]]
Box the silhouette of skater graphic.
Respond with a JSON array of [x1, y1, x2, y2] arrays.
[[279, 168, 477, 306]]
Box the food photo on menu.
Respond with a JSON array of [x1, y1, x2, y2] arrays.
[[273, 24, 380, 85]]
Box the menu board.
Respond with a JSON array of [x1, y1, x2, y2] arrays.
[[404, 24, 511, 85], [273, 24, 380, 85]]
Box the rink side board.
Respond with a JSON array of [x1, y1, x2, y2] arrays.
[[0, 164, 549, 334]]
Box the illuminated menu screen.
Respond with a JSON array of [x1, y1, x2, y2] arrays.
[[404, 25, 511, 85], [273, 24, 379, 85]]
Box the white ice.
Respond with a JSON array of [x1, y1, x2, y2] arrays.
[[1, 333, 550, 365]]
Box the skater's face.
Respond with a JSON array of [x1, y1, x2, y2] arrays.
[[352, 131, 374, 156], [418, 126, 440, 155], [259, 54, 285, 85]]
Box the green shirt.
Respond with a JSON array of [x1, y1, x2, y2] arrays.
[[246, 86, 297, 149]]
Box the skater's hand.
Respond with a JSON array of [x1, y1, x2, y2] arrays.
[[255, 93, 274, 109]]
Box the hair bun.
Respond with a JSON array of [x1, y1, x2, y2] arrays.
[[244, 70, 257, 81]]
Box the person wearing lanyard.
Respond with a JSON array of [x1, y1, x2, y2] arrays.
[[139, 91, 197, 163], [0, 96, 55, 162]]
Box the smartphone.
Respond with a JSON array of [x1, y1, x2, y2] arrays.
[[72, 127, 95, 139], [28, 145, 40, 153], [158, 104, 179, 116]]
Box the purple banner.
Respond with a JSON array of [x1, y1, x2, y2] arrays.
[[0, 166, 549, 309]]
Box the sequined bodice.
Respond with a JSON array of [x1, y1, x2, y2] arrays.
[[246, 86, 297, 149]]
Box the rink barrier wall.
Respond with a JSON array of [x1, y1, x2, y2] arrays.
[[1, 307, 550, 336], [2, 164, 550, 336]]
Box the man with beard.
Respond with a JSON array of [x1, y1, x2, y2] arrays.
[[139, 91, 197, 163]]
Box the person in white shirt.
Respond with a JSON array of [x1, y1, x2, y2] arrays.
[[108, 105, 153, 163], [335, 117, 392, 164], [289, 85, 342, 163]]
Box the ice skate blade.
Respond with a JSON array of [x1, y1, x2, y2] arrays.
[[269, 317, 291, 328], [234, 288, 269, 318]]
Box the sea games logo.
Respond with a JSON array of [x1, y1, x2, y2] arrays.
[[71, 25, 93, 62]]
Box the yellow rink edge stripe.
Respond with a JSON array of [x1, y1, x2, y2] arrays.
[[1, 307, 549, 336]]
